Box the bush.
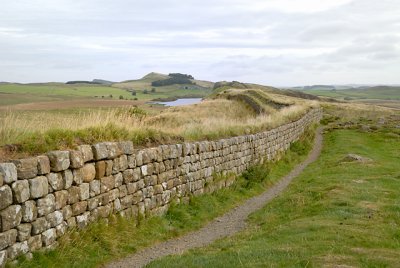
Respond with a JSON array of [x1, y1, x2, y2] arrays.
[[241, 164, 270, 189]]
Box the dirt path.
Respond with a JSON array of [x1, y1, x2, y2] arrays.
[[106, 128, 323, 268]]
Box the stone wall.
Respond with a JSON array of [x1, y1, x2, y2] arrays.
[[0, 108, 322, 266]]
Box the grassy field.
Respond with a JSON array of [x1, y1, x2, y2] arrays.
[[0, 73, 213, 107], [149, 125, 400, 267], [0, 89, 314, 160], [11, 125, 316, 268], [302, 86, 400, 101]]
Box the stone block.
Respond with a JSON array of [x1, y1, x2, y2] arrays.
[[79, 183, 90, 200], [66, 217, 76, 228], [36, 194, 55, 217], [128, 155, 136, 168], [17, 223, 31, 242], [47, 151, 70, 172], [62, 170, 73, 189], [0, 250, 6, 268], [31, 217, 49, 235], [62, 205, 72, 220], [127, 183, 137, 194], [72, 168, 84, 185], [72, 201, 87, 216], [92, 142, 108, 160], [47, 173, 64, 191], [12, 158, 38, 180], [55, 221, 67, 237], [46, 210, 63, 227], [122, 169, 134, 183], [21, 200, 37, 223], [105, 160, 113, 176], [76, 212, 90, 228], [7, 241, 28, 260], [77, 145, 94, 163], [0, 185, 12, 210], [82, 163, 95, 183], [41, 228, 56, 246], [118, 141, 134, 155], [69, 150, 84, 169], [89, 180, 100, 197], [95, 161, 106, 179], [53, 190, 68, 210], [68, 186, 80, 204], [100, 176, 115, 193], [11, 180, 30, 203], [37, 155, 50, 175], [0, 229, 17, 250], [0, 205, 22, 231], [29, 176, 48, 199], [28, 234, 42, 251], [106, 142, 122, 159], [114, 173, 123, 188]]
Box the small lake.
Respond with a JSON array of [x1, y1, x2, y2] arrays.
[[154, 98, 203, 106]]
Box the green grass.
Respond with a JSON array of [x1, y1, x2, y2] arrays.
[[0, 83, 212, 106], [303, 86, 400, 100], [11, 127, 316, 268], [149, 128, 400, 267]]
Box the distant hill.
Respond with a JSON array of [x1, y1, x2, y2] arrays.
[[92, 79, 115, 85]]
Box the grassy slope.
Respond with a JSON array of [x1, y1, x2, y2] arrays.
[[149, 128, 400, 267], [12, 127, 315, 268], [303, 86, 400, 100], [0, 73, 213, 106]]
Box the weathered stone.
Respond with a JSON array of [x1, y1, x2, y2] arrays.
[[36, 194, 55, 217], [47, 151, 70, 172], [89, 180, 100, 197], [72, 168, 84, 185], [128, 155, 136, 168], [41, 228, 56, 246], [82, 163, 95, 183], [7, 241, 28, 260], [55, 221, 68, 237], [12, 158, 38, 180], [114, 173, 123, 188], [0, 205, 22, 231], [119, 141, 134, 155], [95, 161, 106, 179], [79, 183, 90, 200], [28, 234, 42, 251], [47, 173, 64, 191], [17, 223, 31, 242], [62, 170, 73, 189], [37, 155, 51, 175], [77, 145, 94, 163], [21, 200, 37, 223], [66, 217, 76, 228], [46, 210, 63, 227], [76, 212, 90, 228], [68, 186, 80, 204], [62, 205, 72, 220], [92, 142, 108, 160], [54, 190, 68, 210], [0, 163, 17, 185], [100, 176, 115, 193], [113, 198, 121, 212], [0, 185, 12, 210], [69, 150, 84, 169], [0, 229, 17, 250], [127, 183, 137, 194], [105, 160, 113, 176], [29, 176, 48, 199], [119, 185, 127, 198], [87, 196, 100, 210], [122, 169, 134, 183], [72, 201, 87, 216], [141, 165, 148, 176], [106, 142, 122, 159], [0, 250, 7, 268]]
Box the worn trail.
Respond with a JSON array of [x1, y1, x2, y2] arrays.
[[106, 128, 323, 268]]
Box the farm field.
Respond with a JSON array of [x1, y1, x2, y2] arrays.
[[301, 86, 400, 101]]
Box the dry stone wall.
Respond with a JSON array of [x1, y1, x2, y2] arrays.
[[0, 108, 322, 265]]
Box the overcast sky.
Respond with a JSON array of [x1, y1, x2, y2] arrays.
[[1, 0, 399, 86]]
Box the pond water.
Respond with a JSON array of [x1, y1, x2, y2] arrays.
[[154, 98, 203, 106]]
